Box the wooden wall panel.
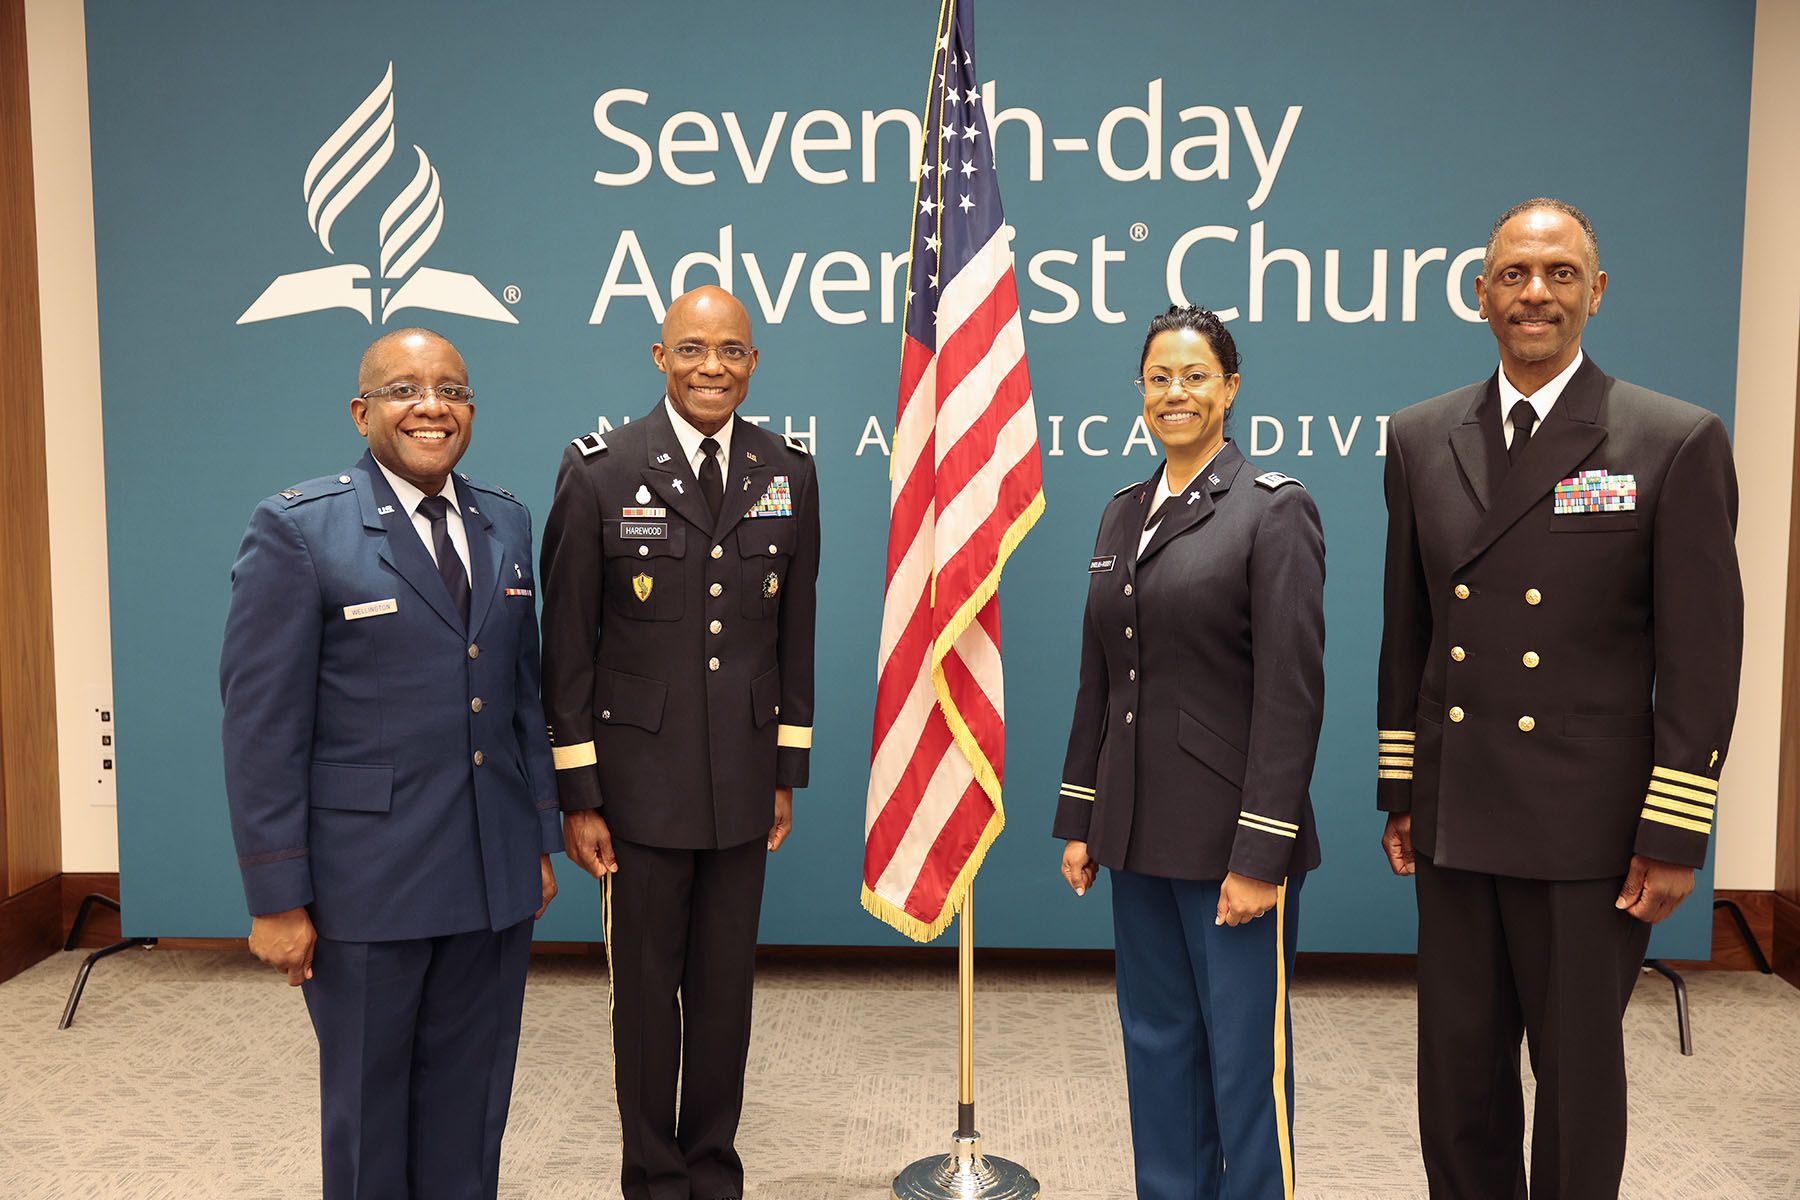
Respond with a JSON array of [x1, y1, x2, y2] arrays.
[[0, 0, 63, 900], [1780, 326, 1800, 906]]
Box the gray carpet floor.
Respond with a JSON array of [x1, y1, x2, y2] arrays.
[[1, 949, 1796, 1198]]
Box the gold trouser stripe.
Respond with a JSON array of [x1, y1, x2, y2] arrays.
[[1378, 769, 1414, 780], [602, 871, 618, 1106], [1647, 780, 1717, 807], [776, 723, 813, 748], [552, 741, 597, 770], [1271, 879, 1295, 1200], [1378, 729, 1417, 741], [1644, 793, 1716, 819], [1652, 765, 1719, 792], [1641, 808, 1712, 834]]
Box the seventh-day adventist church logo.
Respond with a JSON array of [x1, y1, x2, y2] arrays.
[[238, 63, 516, 326]]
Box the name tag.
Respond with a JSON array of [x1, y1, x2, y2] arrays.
[[344, 598, 398, 620], [621, 521, 668, 539], [1089, 555, 1116, 573]]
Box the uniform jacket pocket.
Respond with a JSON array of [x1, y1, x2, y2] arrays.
[[1549, 513, 1637, 532], [594, 666, 668, 733], [309, 761, 393, 812], [1176, 710, 1247, 789], [751, 665, 781, 728]]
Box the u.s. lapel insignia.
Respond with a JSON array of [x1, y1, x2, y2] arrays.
[[635, 484, 652, 504], [655, 452, 672, 464], [762, 571, 780, 597], [632, 573, 654, 602], [746, 450, 759, 463]]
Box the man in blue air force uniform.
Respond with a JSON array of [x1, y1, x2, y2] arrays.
[[541, 285, 818, 1200], [1377, 200, 1744, 1200], [221, 327, 562, 1200]]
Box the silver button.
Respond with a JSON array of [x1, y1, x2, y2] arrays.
[[338, 475, 351, 483], [774, 705, 779, 715], [638, 545, 649, 557], [1129, 669, 1137, 681], [1125, 711, 1134, 724], [768, 544, 778, 554], [709, 620, 722, 634], [711, 545, 724, 559], [1124, 626, 1134, 639], [1123, 583, 1133, 596], [473, 750, 485, 766], [467, 644, 479, 659], [708, 657, 721, 671], [601, 709, 611, 720], [710, 583, 723, 597], [470, 698, 483, 713]]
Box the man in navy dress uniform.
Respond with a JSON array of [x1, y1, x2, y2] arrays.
[[1377, 200, 1744, 1199], [540, 285, 819, 1200], [221, 327, 563, 1200]]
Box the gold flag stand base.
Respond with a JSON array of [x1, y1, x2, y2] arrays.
[[892, 1129, 1039, 1200], [891, 886, 1039, 1200]]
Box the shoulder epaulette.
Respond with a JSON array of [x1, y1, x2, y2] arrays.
[[275, 473, 354, 506], [1255, 471, 1304, 491], [782, 434, 811, 454], [457, 473, 518, 501], [572, 432, 608, 457], [1113, 479, 1148, 498]]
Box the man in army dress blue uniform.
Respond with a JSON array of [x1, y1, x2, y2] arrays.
[[540, 285, 819, 1200]]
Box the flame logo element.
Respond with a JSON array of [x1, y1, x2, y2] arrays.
[[238, 63, 515, 326]]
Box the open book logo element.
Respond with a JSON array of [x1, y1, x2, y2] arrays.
[[237, 63, 517, 326]]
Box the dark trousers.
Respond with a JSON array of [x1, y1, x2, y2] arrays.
[[1414, 855, 1652, 1200], [605, 836, 767, 1200], [302, 920, 533, 1200], [1111, 868, 1303, 1200]]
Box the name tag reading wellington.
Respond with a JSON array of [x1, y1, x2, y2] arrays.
[[344, 598, 398, 620], [621, 521, 669, 539]]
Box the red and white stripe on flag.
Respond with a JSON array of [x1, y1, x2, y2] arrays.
[[862, 0, 1044, 941]]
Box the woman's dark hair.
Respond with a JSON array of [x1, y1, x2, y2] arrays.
[[1138, 305, 1240, 376]]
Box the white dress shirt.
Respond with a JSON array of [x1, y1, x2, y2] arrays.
[[664, 397, 735, 481], [1498, 351, 1584, 448], [1138, 443, 1226, 558], [374, 459, 471, 579]]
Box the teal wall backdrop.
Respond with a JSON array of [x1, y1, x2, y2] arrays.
[[88, 0, 1754, 954]]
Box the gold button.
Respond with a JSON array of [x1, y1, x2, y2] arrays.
[[1125, 711, 1134, 724], [601, 710, 611, 720], [708, 657, 720, 671], [1518, 715, 1536, 732], [768, 544, 778, 554], [1523, 651, 1540, 668], [1450, 646, 1466, 662], [710, 583, 723, 597], [638, 545, 649, 557], [1124, 583, 1133, 596], [711, 545, 724, 559], [1448, 706, 1465, 723], [1454, 584, 1470, 599], [1125, 626, 1134, 639], [473, 750, 485, 766], [1525, 588, 1542, 605], [1129, 669, 1137, 681], [470, 698, 483, 713], [709, 620, 722, 634], [467, 644, 479, 659]]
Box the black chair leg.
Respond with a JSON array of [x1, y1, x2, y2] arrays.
[[1643, 959, 1693, 1056], [1712, 898, 1773, 973]]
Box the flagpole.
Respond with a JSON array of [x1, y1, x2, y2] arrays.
[[892, 885, 1039, 1200]]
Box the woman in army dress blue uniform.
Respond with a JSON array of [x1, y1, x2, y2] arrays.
[[1054, 306, 1326, 1200]]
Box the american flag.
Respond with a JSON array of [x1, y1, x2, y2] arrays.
[[861, 0, 1044, 941]]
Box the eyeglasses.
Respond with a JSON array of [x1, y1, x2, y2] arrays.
[[359, 382, 476, 406], [1134, 371, 1231, 396], [667, 343, 753, 365]]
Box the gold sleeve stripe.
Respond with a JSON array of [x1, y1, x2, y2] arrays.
[[1645, 794, 1716, 820], [1647, 780, 1717, 807], [552, 741, 597, 770], [1378, 769, 1414, 780], [777, 724, 813, 748], [1378, 729, 1417, 742], [1377, 756, 1413, 767], [1652, 765, 1719, 792], [1060, 782, 1097, 796], [1641, 808, 1712, 835], [1239, 810, 1299, 832], [1239, 815, 1299, 839], [1060, 786, 1097, 803]]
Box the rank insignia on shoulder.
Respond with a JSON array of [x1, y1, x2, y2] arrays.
[[783, 433, 811, 454], [1255, 471, 1303, 491], [1113, 481, 1144, 498], [278, 488, 302, 500], [573, 432, 608, 457]]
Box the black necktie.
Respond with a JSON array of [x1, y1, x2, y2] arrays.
[[1508, 400, 1537, 466], [1145, 494, 1183, 531], [698, 436, 725, 522], [417, 494, 470, 628]]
